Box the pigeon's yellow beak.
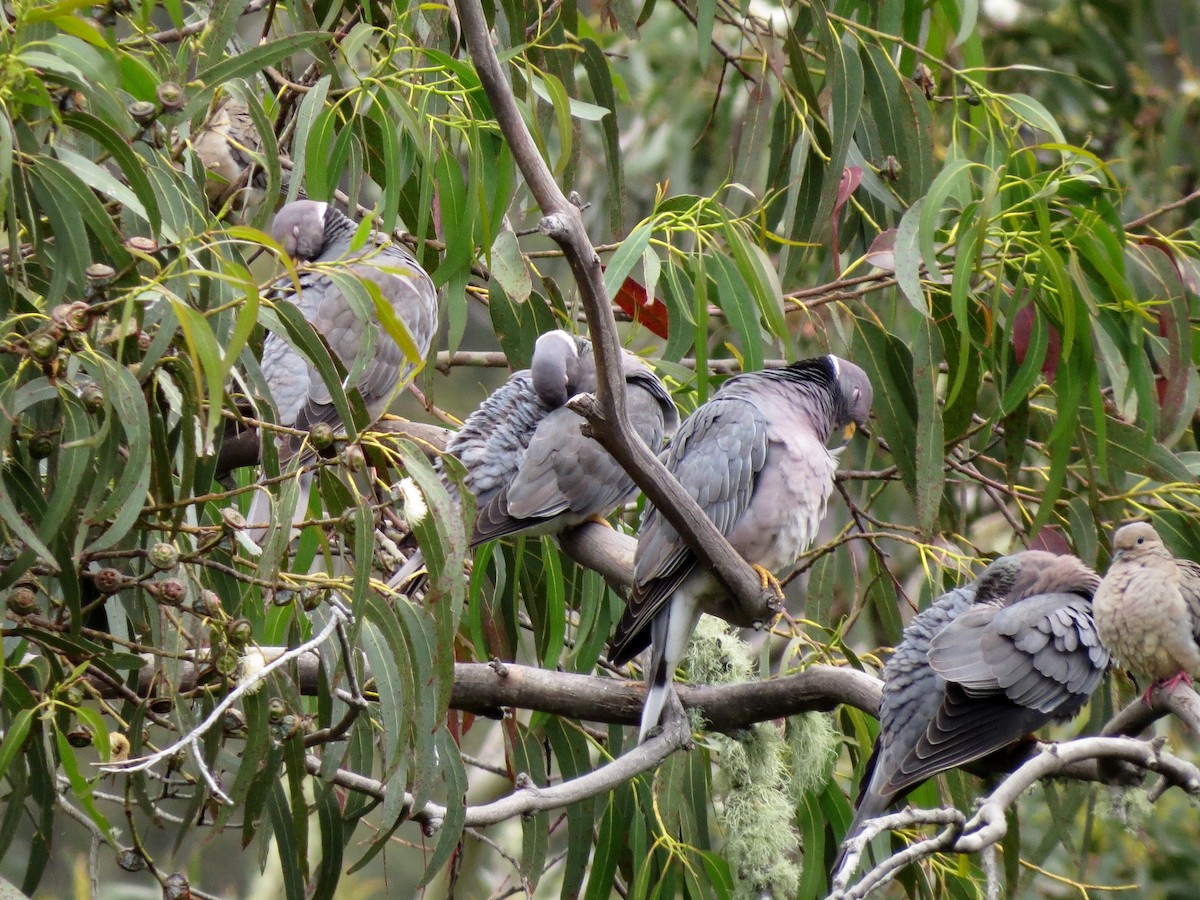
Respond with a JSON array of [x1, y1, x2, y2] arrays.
[[842, 421, 857, 442]]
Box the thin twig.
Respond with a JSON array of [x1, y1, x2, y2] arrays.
[[100, 609, 348, 802]]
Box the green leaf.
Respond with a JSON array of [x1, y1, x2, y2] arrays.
[[0, 709, 34, 782], [913, 319, 945, 533], [192, 33, 334, 108], [708, 253, 763, 371], [489, 230, 532, 303]]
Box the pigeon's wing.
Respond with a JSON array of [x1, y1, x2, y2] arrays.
[[445, 371, 547, 514], [497, 376, 671, 528], [844, 585, 975, 839], [608, 397, 769, 665], [887, 592, 1107, 796], [930, 594, 1107, 710]]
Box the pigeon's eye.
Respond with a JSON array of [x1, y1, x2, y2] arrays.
[[1137, 537, 1144, 544]]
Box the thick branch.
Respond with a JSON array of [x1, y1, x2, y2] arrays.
[[1102, 681, 1200, 738], [89, 649, 880, 728], [452, 661, 881, 727], [455, 0, 783, 629]]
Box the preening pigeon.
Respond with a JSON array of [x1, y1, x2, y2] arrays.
[[608, 355, 873, 744], [388, 330, 678, 589], [250, 200, 438, 539], [841, 551, 1108, 855], [1093, 522, 1200, 695]]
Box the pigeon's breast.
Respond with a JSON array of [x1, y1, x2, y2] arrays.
[[724, 432, 835, 573]]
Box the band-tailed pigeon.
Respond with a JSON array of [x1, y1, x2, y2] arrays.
[[608, 355, 873, 743], [389, 330, 678, 589], [250, 200, 438, 538], [840, 551, 1108, 855], [1093, 522, 1200, 695]]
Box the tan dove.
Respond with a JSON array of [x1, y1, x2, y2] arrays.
[[1093, 522, 1200, 697]]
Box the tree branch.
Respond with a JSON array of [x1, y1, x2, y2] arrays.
[[83, 646, 880, 729], [833, 735, 1200, 897], [305, 707, 693, 833], [455, 0, 784, 630]]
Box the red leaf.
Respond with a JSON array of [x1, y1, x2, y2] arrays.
[[834, 166, 863, 216], [1011, 305, 1061, 381], [1029, 527, 1072, 555], [608, 271, 670, 339]]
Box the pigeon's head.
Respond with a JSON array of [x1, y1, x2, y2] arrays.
[[828, 356, 873, 442], [531, 330, 582, 408], [974, 555, 1023, 604], [1112, 522, 1167, 560], [975, 550, 1100, 606], [271, 200, 329, 261]]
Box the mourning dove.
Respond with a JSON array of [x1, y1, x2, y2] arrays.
[[249, 200, 438, 539], [192, 95, 272, 218], [1093, 522, 1200, 696], [840, 551, 1108, 858], [389, 330, 678, 589], [608, 355, 873, 743]]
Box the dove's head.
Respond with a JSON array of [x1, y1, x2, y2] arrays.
[[271, 200, 329, 261], [1112, 522, 1167, 559]]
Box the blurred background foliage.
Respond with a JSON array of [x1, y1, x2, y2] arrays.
[[1, 0, 1200, 896]]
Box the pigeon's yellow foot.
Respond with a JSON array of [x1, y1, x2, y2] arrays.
[[587, 514, 614, 529], [752, 564, 785, 602]]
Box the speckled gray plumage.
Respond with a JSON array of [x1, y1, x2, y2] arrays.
[[1093, 522, 1200, 687], [609, 355, 873, 743], [444, 331, 678, 546], [261, 200, 438, 459], [843, 551, 1108, 849]]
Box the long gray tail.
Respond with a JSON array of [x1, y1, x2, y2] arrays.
[[636, 594, 700, 744]]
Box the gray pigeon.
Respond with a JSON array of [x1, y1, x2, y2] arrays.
[[608, 355, 873, 743], [250, 200, 438, 538], [841, 551, 1108, 855], [389, 330, 678, 589], [1093, 522, 1200, 696]]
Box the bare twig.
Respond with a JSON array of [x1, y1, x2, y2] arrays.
[[99, 608, 348, 801], [1125, 187, 1200, 230], [835, 735, 1200, 897], [303, 709, 691, 833], [123, 0, 271, 46]]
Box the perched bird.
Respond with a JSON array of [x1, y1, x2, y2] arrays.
[[1093, 522, 1200, 696], [608, 355, 873, 743], [389, 330, 678, 588], [841, 551, 1108, 856], [192, 95, 271, 218], [250, 200, 438, 539]]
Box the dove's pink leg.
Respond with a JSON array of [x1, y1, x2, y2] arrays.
[[1144, 671, 1196, 704]]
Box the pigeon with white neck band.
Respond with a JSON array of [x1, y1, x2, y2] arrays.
[[249, 200, 438, 541]]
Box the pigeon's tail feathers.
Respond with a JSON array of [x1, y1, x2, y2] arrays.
[[637, 659, 674, 745], [636, 590, 700, 744], [388, 549, 427, 595]]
